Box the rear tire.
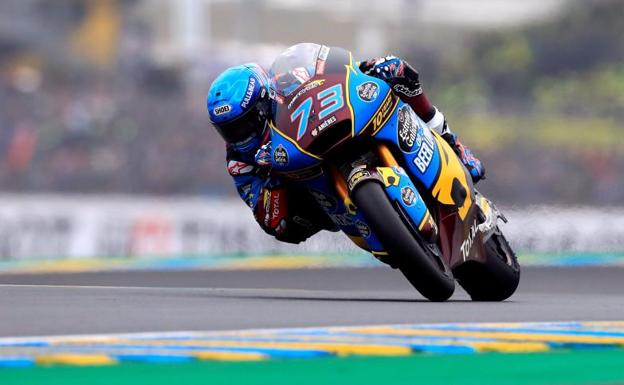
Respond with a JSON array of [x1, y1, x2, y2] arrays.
[[351, 181, 455, 301], [454, 229, 520, 301]]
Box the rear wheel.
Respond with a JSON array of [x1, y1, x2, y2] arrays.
[[454, 229, 520, 301], [351, 181, 455, 301]]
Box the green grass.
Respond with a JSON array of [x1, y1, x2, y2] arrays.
[[3, 349, 624, 385], [456, 114, 624, 153]]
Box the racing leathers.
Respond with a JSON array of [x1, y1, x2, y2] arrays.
[[227, 56, 484, 243], [226, 128, 336, 244]]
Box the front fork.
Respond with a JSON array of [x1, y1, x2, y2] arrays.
[[329, 143, 437, 258], [374, 144, 438, 242]]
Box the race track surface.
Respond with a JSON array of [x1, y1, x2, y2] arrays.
[[0, 267, 623, 337]]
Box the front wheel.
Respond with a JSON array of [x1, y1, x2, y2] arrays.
[[454, 229, 520, 301], [351, 181, 455, 301]]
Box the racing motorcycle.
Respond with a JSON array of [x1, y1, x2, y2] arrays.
[[268, 43, 520, 301]]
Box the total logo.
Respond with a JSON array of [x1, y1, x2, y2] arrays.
[[460, 220, 479, 260]]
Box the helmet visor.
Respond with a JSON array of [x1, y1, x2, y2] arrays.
[[213, 92, 269, 144], [214, 110, 260, 143]]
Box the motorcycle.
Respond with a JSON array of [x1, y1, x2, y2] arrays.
[[267, 43, 520, 301]]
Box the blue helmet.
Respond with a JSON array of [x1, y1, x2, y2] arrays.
[[207, 63, 271, 144]]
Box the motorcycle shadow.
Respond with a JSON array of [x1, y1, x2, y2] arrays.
[[209, 293, 472, 303]]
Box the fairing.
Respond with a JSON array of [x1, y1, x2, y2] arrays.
[[268, 44, 482, 267]]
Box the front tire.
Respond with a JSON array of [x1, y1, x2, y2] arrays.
[[351, 181, 455, 301]]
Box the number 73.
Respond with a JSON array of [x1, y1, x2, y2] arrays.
[[291, 84, 344, 140]]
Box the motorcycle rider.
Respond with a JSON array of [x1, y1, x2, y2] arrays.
[[207, 48, 484, 244]]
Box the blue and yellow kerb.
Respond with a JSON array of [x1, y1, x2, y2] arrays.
[[2, 321, 624, 367]]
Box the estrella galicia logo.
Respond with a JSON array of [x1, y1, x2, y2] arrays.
[[401, 186, 417, 207], [357, 81, 379, 102], [273, 144, 289, 167], [397, 105, 418, 152]]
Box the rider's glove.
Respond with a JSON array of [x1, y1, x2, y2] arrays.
[[254, 141, 272, 168], [360, 56, 423, 98], [360, 56, 404, 80], [254, 187, 288, 236]]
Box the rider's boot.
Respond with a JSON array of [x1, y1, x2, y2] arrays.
[[426, 108, 485, 183]]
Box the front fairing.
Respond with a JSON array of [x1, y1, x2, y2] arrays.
[[269, 46, 396, 173]]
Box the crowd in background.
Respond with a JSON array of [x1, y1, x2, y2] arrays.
[[1, 60, 621, 206], [0, 0, 622, 205], [0, 64, 230, 196]]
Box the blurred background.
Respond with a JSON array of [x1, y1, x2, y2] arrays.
[[0, 0, 622, 264]]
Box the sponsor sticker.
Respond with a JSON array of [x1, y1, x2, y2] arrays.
[[355, 220, 371, 238], [401, 186, 417, 206], [393, 83, 423, 97], [227, 160, 254, 175], [413, 134, 435, 173], [273, 144, 289, 167], [347, 168, 371, 191], [241, 184, 252, 195], [311, 115, 336, 137], [397, 105, 418, 152], [213, 104, 231, 116], [460, 219, 479, 260], [240, 77, 257, 108], [288, 79, 326, 109], [356, 81, 379, 102], [330, 213, 353, 227], [318, 45, 330, 61]]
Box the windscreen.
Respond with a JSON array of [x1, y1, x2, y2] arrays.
[[270, 43, 327, 96]]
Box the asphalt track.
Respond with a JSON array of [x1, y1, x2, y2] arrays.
[[0, 266, 623, 337]]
